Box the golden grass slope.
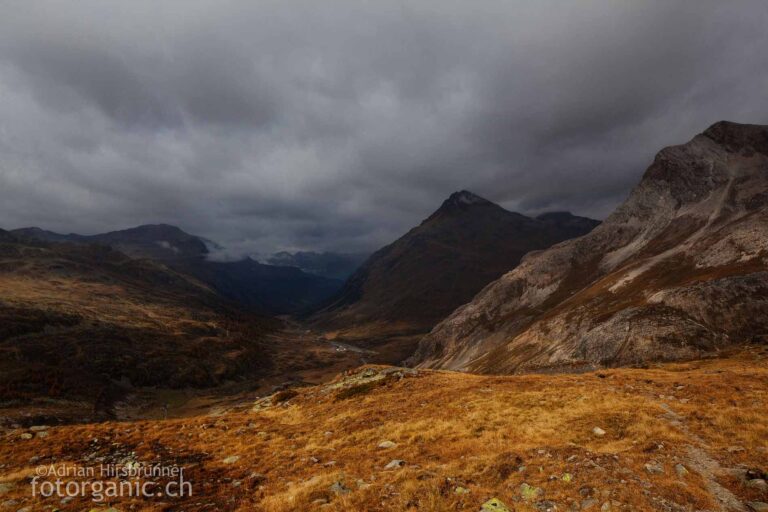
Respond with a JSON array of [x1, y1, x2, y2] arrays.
[[1, 347, 766, 511]]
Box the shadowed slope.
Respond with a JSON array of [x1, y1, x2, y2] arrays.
[[310, 191, 598, 341], [0, 232, 278, 422]]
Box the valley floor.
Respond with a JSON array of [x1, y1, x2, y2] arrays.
[[1, 347, 767, 511]]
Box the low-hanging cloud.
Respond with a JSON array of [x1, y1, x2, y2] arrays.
[[1, 1, 767, 255]]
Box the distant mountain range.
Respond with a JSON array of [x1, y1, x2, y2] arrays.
[[266, 251, 368, 280], [11, 223, 212, 260], [309, 190, 599, 340], [411, 121, 768, 373], [10, 224, 342, 314]]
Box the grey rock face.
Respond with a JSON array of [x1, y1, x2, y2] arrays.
[[411, 122, 768, 373]]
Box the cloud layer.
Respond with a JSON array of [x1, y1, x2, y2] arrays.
[[1, 1, 767, 254]]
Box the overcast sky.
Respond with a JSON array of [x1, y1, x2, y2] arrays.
[[1, 1, 767, 255]]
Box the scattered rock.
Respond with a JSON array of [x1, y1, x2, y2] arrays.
[[380, 367, 418, 378], [644, 461, 664, 475], [222, 455, 240, 464], [36, 431, 48, 439], [535, 500, 558, 511], [747, 479, 768, 492], [271, 388, 298, 404], [728, 445, 746, 453], [251, 396, 275, 412], [378, 440, 397, 449], [19, 433, 32, 440], [248, 472, 266, 484], [0, 483, 13, 495], [675, 464, 688, 477], [592, 427, 606, 437], [748, 503, 768, 512], [384, 459, 405, 470], [520, 482, 543, 501], [481, 498, 512, 511], [580, 498, 599, 510], [329, 481, 350, 495]]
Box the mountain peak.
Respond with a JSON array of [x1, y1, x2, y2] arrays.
[[702, 120, 768, 155], [433, 191, 497, 216], [413, 121, 768, 373], [116, 224, 188, 236], [423, 190, 501, 224], [444, 190, 492, 207]]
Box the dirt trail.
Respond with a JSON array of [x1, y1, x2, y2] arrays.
[[659, 402, 748, 512]]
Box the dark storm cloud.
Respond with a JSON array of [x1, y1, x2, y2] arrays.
[[1, 1, 767, 255]]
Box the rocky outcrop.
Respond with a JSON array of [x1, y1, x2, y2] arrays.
[[411, 121, 768, 372]]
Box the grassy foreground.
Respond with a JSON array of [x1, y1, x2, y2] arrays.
[[1, 348, 767, 511]]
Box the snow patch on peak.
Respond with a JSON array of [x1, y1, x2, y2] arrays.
[[447, 190, 488, 205]]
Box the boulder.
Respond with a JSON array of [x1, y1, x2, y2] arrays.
[[520, 482, 543, 500], [481, 498, 512, 512]]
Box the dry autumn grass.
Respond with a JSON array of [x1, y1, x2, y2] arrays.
[[1, 347, 766, 511]]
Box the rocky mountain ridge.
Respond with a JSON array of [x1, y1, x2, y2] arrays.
[[411, 121, 768, 372]]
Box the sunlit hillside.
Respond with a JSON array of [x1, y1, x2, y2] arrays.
[[2, 348, 766, 511]]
